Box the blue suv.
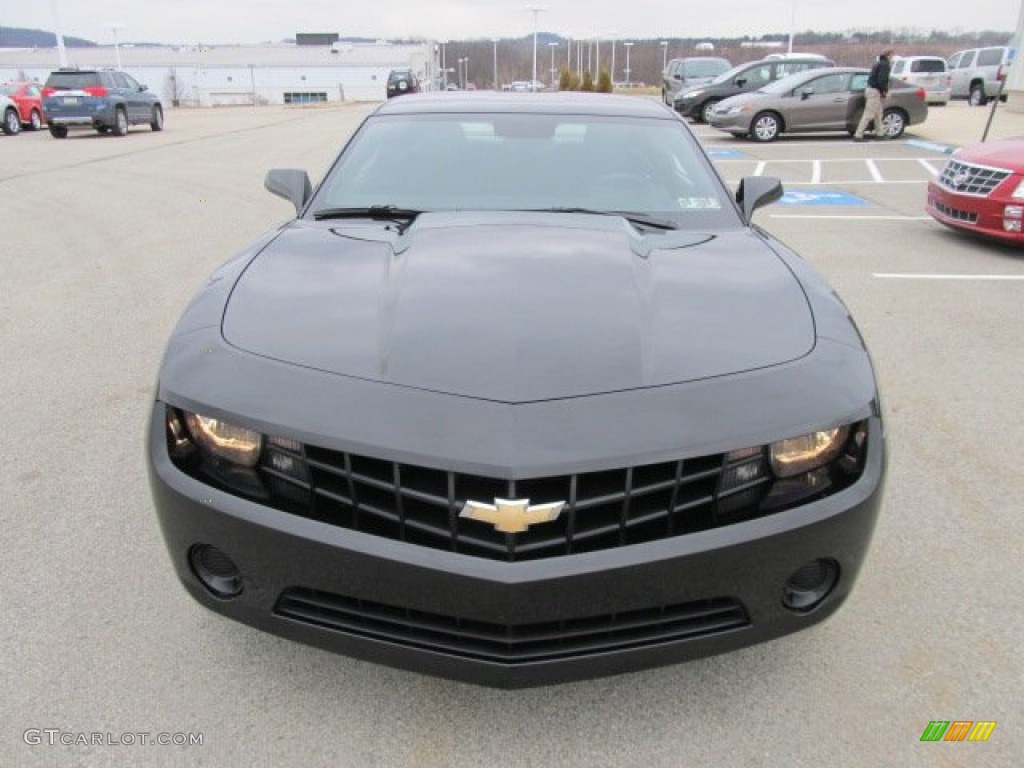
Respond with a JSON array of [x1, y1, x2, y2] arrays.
[[42, 68, 164, 138]]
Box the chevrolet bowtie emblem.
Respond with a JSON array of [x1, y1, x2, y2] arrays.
[[459, 498, 566, 534]]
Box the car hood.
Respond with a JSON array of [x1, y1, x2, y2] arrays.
[[222, 214, 815, 403], [955, 137, 1024, 170]]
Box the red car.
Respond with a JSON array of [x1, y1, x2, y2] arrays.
[[0, 81, 45, 131], [927, 136, 1024, 244]]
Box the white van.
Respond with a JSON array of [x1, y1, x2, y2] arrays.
[[947, 46, 1016, 105], [890, 56, 951, 105]]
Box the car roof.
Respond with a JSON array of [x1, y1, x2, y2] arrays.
[[374, 92, 675, 118]]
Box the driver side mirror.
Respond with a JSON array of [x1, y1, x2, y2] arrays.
[[265, 169, 312, 215], [735, 78, 747, 87], [800, 88, 814, 100], [736, 176, 784, 223]]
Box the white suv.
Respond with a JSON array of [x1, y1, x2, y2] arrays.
[[890, 56, 951, 105], [947, 46, 1016, 105]]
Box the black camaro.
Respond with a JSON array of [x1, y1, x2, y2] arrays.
[[147, 92, 886, 688]]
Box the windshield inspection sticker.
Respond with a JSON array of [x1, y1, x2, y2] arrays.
[[677, 197, 722, 210], [778, 189, 866, 206]]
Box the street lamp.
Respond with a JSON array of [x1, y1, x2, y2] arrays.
[[548, 41, 558, 88], [492, 38, 499, 90], [609, 32, 618, 87], [660, 40, 668, 71], [526, 5, 547, 91], [788, 1, 797, 54], [439, 40, 448, 89], [50, 0, 68, 67], [623, 41, 633, 87], [106, 22, 125, 69]]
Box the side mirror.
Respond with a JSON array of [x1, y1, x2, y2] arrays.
[[800, 88, 814, 100], [140, 84, 149, 92], [673, 74, 682, 81], [735, 78, 747, 87], [735, 176, 784, 223], [265, 169, 312, 215]]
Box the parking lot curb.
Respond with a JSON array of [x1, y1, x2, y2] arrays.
[[906, 139, 957, 154]]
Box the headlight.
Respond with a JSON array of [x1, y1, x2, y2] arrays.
[[184, 411, 262, 467], [724, 105, 747, 116], [1012, 179, 1024, 200], [770, 426, 850, 478]]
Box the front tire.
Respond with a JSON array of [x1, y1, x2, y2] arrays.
[[29, 109, 43, 131], [968, 84, 987, 107], [112, 107, 128, 136], [880, 108, 906, 139], [2, 107, 20, 135], [49, 124, 68, 139], [699, 99, 720, 124], [750, 111, 782, 142], [150, 105, 164, 131]]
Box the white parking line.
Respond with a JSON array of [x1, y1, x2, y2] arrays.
[[771, 215, 932, 220], [873, 273, 1024, 280], [811, 160, 822, 184], [865, 159, 884, 183], [917, 158, 941, 176], [753, 161, 766, 176]]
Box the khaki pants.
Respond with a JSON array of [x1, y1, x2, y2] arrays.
[[855, 87, 885, 139]]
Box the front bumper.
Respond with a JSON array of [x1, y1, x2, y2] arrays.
[[927, 182, 1024, 244], [148, 402, 886, 688], [708, 113, 752, 134]]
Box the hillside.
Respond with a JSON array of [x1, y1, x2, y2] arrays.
[[0, 26, 96, 48]]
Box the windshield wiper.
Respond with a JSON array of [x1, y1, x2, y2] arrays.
[[520, 207, 678, 231], [312, 205, 423, 231]]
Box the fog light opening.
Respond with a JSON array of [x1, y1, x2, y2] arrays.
[[189, 544, 243, 599], [783, 558, 839, 613]]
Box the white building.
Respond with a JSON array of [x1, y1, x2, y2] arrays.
[[0, 41, 437, 105]]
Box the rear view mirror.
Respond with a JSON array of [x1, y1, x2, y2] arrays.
[[265, 169, 312, 215], [735, 176, 784, 223]]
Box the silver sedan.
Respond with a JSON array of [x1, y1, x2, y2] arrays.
[[707, 67, 929, 142]]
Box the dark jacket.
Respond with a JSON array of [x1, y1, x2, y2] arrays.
[[867, 55, 892, 95]]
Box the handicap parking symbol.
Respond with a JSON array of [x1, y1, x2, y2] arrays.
[[779, 189, 866, 206]]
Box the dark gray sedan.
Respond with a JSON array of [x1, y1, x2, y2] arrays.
[[148, 93, 886, 688], [708, 67, 929, 141]]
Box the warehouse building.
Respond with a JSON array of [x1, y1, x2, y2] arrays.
[[0, 40, 436, 105]]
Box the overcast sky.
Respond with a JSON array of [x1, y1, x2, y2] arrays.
[[6, 1, 1023, 45]]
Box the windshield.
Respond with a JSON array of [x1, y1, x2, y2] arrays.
[[312, 112, 740, 228], [757, 71, 820, 95], [710, 63, 750, 84], [685, 59, 730, 78]]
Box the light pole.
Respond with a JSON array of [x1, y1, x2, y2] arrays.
[[107, 22, 125, 69], [526, 5, 547, 91], [492, 38, 499, 90], [595, 38, 600, 79], [548, 41, 558, 88], [660, 40, 668, 71], [50, 0, 67, 67], [439, 40, 448, 89], [610, 33, 617, 87], [623, 42, 633, 87], [788, 0, 797, 54]]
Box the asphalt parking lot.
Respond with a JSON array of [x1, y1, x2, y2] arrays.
[[1, 100, 1022, 767]]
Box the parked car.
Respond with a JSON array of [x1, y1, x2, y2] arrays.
[[1, 94, 20, 135], [673, 56, 835, 123], [386, 69, 419, 98], [42, 68, 164, 138], [661, 56, 732, 105], [148, 91, 886, 688], [926, 136, 1024, 244], [707, 67, 928, 142], [0, 81, 45, 130], [890, 55, 951, 105], [947, 46, 1016, 106]]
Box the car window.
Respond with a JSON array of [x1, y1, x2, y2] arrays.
[[122, 73, 142, 90], [111, 72, 130, 89], [28, 85, 40, 97], [977, 49, 1003, 66], [891, 61, 905, 74], [910, 59, 946, 73], [850, 73, 869, 91], [741, 65, 773, 86], [45, 71, 100, 90], [805, 73, 848, 95], [957, 51, 976, 68], [776, 61, 814, 77], [684, 59, 729, 78], [313, 113, 739, 227]]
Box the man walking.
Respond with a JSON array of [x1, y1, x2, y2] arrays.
[[854, 49, 894, 142]]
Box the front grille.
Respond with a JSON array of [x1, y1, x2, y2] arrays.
[[938, 159, 1011, 197], [275, 587, 749, 664], [268, 444, 770, 562], [932, 200, 978, 223]]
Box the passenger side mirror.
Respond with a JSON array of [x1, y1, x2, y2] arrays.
[[265, 169, 312, 215], [736, 78, 747, 87], [735, 176, 784, 223], [800, 88, 814, 100]]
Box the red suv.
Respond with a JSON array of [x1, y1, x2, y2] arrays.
[[927, 137, 1024, 244], [0, 82, 45, 131]]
